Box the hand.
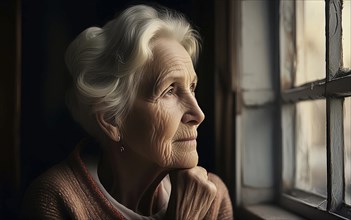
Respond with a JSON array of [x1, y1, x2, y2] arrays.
[[165, 166, 217, 220]]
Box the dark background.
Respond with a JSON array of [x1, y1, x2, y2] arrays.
[[2, 0, 216, 218]]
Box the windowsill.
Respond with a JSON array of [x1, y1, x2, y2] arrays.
[[238, 199, 350, 220], [238, 204, 306, 220]]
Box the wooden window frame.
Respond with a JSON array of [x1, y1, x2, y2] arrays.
[[280, 0, 351, 219], [217, 0, 350, 219]]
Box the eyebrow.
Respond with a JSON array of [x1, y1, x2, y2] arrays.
[[152, 70, 198, 94]]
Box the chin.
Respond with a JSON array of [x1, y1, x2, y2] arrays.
[[175, 151, 199, 168], [156, 151, 199, 169]]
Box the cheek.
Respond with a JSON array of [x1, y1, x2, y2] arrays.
[[123, 102, 181, 166], [153, 106, 178, 140], [150, 105, 180, 165]]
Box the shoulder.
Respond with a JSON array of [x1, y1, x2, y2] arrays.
[[21, 162, 76, 219], [206, 173, 234, 220], [25, 161, 75, 194]]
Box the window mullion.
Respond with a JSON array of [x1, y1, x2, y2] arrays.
[[327, 99, 344, 211], [326, 0, 344, 212], [326, 0, 342, 79]]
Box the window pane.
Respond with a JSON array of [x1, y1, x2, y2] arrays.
[[343, 0, 351, 68], [345, 97, 351, 205], [295, 1, 325, 86], [295, 100, 327, 196]]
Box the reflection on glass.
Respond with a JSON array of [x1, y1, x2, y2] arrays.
[[345, 98, 351, 205], [295, 100, 327, 196], [342, 0, 351, 68], [295, 1, 325, 86]]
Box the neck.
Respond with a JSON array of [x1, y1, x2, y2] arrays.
[[97, 141, 169, 216]]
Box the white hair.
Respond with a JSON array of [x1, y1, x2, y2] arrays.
[[65, 4, 201, 136]]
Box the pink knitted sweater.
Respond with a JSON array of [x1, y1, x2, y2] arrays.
[[22, 143, 233, 219]]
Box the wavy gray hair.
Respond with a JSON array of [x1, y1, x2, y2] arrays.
[[65, 4, 201, 136]]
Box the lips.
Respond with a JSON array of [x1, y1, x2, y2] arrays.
[[173, 131, 198, 143], [174, 132, 197, 142]]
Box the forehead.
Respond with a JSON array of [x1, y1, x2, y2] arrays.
[[151, 39, 192, 65], [146, 39, 196, 82]]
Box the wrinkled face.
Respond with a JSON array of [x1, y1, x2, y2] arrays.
[[122, 39, 205, 169]]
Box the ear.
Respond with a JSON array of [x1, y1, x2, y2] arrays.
[[95, 112, 120, 142]]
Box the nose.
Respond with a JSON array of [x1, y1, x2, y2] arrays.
[[181, 96, 205, 126]]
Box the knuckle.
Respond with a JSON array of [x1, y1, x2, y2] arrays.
[[196, 166, 207, 174], [206, 181, 218, 194]]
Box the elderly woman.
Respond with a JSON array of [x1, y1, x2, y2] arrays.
[[22, 4, 233, 219]]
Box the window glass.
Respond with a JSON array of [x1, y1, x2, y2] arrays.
[[343, 0, 351, 68], [345, 97, 351, 205], [295, 100, 327, 196], [295, 1, 325, 86]]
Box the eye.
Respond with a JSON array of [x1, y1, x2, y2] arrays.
[[164, 86, 175, 97]]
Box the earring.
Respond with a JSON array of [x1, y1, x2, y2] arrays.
[[117, 135, 124, 152]]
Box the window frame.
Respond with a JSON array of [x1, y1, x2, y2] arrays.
[[218, 0, 351, 219], [279, 0, 351, 219]]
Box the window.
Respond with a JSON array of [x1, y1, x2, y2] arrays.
[[280, 0, 351, 219], [294, 100, 327, 197], [226, 0, 351, 219]]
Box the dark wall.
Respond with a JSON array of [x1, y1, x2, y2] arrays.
[[0, 0, 21, 218], [20, 0, 215, 212]]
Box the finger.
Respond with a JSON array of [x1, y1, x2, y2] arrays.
[[191, 166, 208, 180], [206, 180, 217, 197]]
